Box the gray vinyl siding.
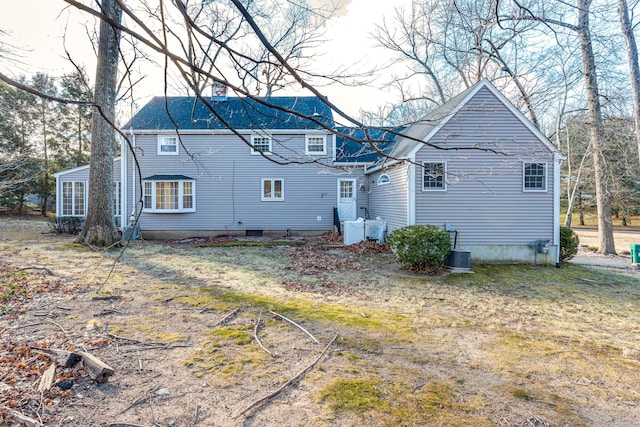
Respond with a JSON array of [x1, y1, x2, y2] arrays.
[[125, 132, 365, 232], [368, 163, 409, 231], [57, 166, 90, 182], [54, 159, 121, 218], [413, 86, 555, 246]]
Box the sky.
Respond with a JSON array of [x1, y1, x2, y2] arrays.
[[0, 0, 407, 120]]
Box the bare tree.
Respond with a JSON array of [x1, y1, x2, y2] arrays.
[[576, 0, 615, 253], [75, 0, 122, 247], [498, 0, 616, 254], [617, 0, 640, 162], [372, 0, 545, 127]]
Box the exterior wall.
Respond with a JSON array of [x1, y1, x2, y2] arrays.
[[53, 158, 122, 223], [124, 132, 366, 236], [367, 162, 409, 231], [412, 86, 556, 261]]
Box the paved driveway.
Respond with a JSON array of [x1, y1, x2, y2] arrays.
[[570, 227, 640, 273]]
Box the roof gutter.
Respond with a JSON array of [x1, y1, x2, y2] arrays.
[[364, 158, 405, 175], [123, 128, 333, 135]]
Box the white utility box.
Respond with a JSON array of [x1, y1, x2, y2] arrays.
[[343, 219, 366, 245]]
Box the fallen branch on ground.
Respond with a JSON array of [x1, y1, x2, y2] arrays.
[[92, 295, 121, 301], [77, 351, 114, 383], [1, 406, 42, 426], [31, 347, 80, 368], [213, 307, 239, 325], [253, 310, 273, 357], [269, 310, 319, 344], [107, 423, 152, 427], [37, 363, 57, 392], [46, 320, 71, 339], [17, 266, 54, 275], [232, 332, 338, 420]]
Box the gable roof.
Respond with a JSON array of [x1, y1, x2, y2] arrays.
[[334, 126, 401, 163], [122, 96, 334, 131], [390, 79, 561, 159], [389, 84, 479, 159]]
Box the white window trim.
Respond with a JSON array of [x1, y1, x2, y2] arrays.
[[142, 180, 196, 212], [422, 161, 447, 191], [113, 181, 121, 216], [61, 181, 86, 216], [261, 178, 284, 201], [305, 135, 327, 155], [377, 174, 391, 186], [523, 162, 548, 192], [251, 135, 273, 155], [158, 136, 179, 155]]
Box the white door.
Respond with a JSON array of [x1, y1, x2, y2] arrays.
[[337, 179, 357, 221]]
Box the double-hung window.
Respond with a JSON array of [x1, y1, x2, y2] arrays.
[[62, 181, 86, 216], [305, 135, 326, 155], [423, 162, 446, 191], [523, 162, 547, 191], [251, 136, 272, 154], [158, 136, 178, 155], [143, 177, 195, 212], [262, 179, 284, 201]]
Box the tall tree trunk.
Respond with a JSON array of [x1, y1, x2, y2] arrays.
[[617, 0, 640, 163], [578, 188, 585, 226], [40, 99, 49, 217], [76, 0, 122, 247], [577, 0, 616, 254]]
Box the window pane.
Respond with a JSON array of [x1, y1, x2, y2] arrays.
[[156, 182, 178, 209], [377, 174, 390, 185], [144, 182, 152, 209], [253, 137, 271, 152], [113, 182, 121, 215], [307, 137, 325, 153], [340, 181, 353, 198], [183, 181, 193, 209], [423, 163, 444, 189], [62, 182, 73, 215], [160, 137, 177, 153], [263, 180, 272, 198], [170, 182, 178, 209], [274, 180, 282, 198], [74, 182, 85, 215], [524, 163, 546, 190]]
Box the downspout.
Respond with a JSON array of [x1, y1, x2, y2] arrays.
[[407, 160, 416, 226], [120, 135, 126, 230], [554, 153, 563, 266], [54, 174, 60, 217], [130, 130, 136, 220]]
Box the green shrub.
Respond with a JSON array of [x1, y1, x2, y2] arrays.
[[559, 226, 579, 261], [386, 225, 451, 274], [48, 216, 84, 234]]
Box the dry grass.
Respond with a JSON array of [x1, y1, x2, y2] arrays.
[[1, 217, 639, 426]]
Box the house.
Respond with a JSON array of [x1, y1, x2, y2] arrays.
[[53, 80, 563, 264]]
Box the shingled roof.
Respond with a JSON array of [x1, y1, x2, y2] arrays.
[[122, 96, 334, 131], [334, 126, 402, 163]]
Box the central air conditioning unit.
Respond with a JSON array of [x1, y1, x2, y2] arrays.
[[445, 250, 471, 269], [364, 219, 387, 243]]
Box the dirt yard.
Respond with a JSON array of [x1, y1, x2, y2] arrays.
[[1, 217, 639, 426]]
